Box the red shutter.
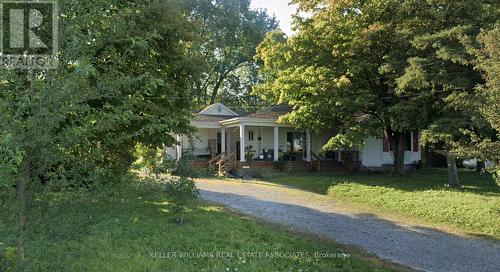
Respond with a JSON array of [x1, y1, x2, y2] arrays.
[[413, 131, 419, 152], [383, 135, 390, 152]]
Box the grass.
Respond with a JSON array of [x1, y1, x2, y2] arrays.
[[264, 169, 500, 239], [0, 177, 403, 272]]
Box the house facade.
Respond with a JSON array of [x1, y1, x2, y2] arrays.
[[168, 103, 421, 173]]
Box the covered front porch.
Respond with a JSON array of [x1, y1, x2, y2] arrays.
[[178, 122, 314, 163], [173, 126, 360, 174]]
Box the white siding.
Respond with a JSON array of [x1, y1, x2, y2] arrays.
[[228, 127, 238, 153], [381, 132, 421, 165], [245, 127, 259, 150], [165, 146, 178, 160], [311, 132, 333, 155], [260, 127, 274, 150], [382, 151, 421, 165], [182, 128, 218, 155], [361, 138, 384, 167]]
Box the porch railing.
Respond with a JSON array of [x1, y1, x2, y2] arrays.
[[208, 151, 226, 168], [216, 150, 237, 175]]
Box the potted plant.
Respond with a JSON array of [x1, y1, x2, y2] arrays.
[[245, 146, 256, 162]]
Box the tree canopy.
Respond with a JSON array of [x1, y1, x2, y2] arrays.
[[471, 27, 500, 185], [254, 0, 500, 179], [255, 0, 432, 174], [183, 0, 278, 110], [0, 0, 196, 260], [396, 0, 499, 186]]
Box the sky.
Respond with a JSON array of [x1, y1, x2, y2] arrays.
[[250, 0, 297, 36]]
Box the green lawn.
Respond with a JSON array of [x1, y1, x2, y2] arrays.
[[264, 169, 500, 239], [0, 178, 401, 272]]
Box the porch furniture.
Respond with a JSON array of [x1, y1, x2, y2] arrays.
[[265, 149, 274, 161]]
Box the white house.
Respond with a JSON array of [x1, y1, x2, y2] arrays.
[[168, 103, 421, 173]]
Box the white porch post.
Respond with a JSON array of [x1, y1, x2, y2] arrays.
[[273, 126, 279, 161], [306, 129, 312, 162], [176, 134, 183, 161], [221, 128, 226, 156], [240, 124, 246, 162]]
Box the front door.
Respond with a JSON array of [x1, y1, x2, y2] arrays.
[[236, 141, 241, 160], [217, 132, 227, 154]]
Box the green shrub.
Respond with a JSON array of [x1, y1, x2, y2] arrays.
[[493, 168, 500, 187], [163, 177, 199, 225], [0, 245, 16, 272], [245, 149, 256, 162]]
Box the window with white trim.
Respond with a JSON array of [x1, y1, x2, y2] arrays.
[[248, 130, 254, 141]]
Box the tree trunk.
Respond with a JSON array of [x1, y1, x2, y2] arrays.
[[393, 140, 406, 175], [17, 158, 31, 262], [210, 69, 233, 105], [385, 129, 406, 175], [209, 77, 224, 105], [421, 148, 429, 168], [446, 154, 460, 188], [475, 160, 485, 173]]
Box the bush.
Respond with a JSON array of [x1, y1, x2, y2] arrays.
[[493, 168, 500, 187], [163, 177, 199, 225], [0, 246, 16, 272], [133, 144, 177, 178]]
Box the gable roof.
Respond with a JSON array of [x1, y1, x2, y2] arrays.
[[193, 103, 293, 127], [192, 115, 229, 122], [198, 103, 238, 117], [244, 105, 292, 120]]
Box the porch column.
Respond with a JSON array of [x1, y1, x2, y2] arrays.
[[221, 128, 226, 156], [176, 134, 182, 161], [240, 124, 246, 162], [273, 126, 279, 161], [306, 129, 312, 162]]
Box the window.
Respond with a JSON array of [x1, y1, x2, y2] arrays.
[[248, 130, 254, 141], [405, 132, 412, 152]]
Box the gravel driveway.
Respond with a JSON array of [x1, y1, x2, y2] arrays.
[[197, 179, 500, 272]]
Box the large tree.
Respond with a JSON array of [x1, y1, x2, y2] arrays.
[[469, 27, 500, 186], [0, 0, 194, 261], [476, 28, 500, 133], [255, 0, 432, 174], [182, 0, 277, 108], [396, 0, 499, 186], [255, 0, 499, 178]]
